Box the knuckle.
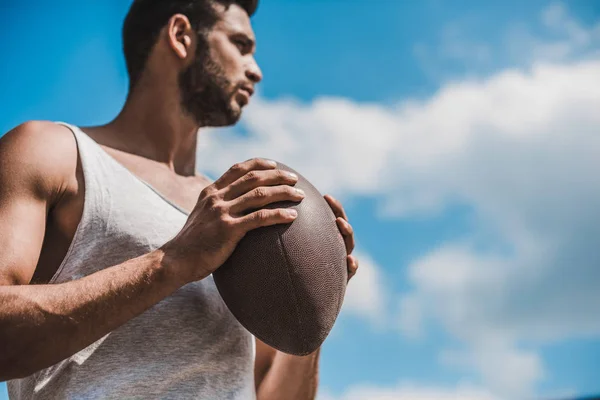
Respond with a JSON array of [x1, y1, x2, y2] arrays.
[[215, 202, 228, 213], [200, 185, 215, 197], [230, 162, 244, 174], [205, 192, 219, 206], [220, 215, 236, 228], [253, 187, 268, 199], [208, 198, 228, 216], [255, 209, 269, 221], [244, 170, 259, 183], [249, 158, 264, 168]]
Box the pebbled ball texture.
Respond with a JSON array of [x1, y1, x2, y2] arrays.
[[213, 162, 348, 356]]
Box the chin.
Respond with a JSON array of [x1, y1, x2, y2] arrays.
[[196, 109, 242, 128], [220, 102, 243, 126], [225, 113, 243, 126]]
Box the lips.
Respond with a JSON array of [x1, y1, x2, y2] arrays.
[[235, 90, 250, 106], [239, 85, 254, 97]]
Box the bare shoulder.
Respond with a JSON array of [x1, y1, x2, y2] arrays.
[[0, 120, 77, 167], [0, 121, 80, 285], [0, 121, 78, 200]]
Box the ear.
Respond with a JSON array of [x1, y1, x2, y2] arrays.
[[167, 14, 194, 61]]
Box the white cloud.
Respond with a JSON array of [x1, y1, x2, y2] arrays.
[[535, 2, 600, 57], [508, 2, 600, 63], [318, 383, 500, 400], [441, 342, 545, 397], [197, 5, 600, 396]]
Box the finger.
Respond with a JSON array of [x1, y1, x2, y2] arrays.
[[213, 158, 277, 190], [324, 194, 348, 221], [347, 255, 359, 282], [224, 169, 299, 200], [236, 207, 298, 231], [336, 217, 355, 254], [229, 185, 305, 215]]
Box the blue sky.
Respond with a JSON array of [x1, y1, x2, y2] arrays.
[[1, 1, 600, 399]]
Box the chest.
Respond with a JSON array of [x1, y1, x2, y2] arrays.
[[102, 147, 211, 213]]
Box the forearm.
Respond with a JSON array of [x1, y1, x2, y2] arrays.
[[257, 349, 321, 400], [0, 249, 183, 380]]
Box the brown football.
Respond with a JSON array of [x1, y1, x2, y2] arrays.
[[213, 161, 348, 356]]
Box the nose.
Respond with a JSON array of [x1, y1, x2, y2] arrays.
[[246, 58, 263, 84]]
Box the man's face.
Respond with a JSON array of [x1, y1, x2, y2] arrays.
[[179, 4, 262, 127]]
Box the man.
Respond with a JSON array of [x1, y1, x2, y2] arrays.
[[0, 0, 358, 399]]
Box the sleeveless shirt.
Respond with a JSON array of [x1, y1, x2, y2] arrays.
[[7, 123, 256, 400]]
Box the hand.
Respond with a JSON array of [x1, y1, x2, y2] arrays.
[[161, 158, 305, 283], [324, 194, 358, 282]]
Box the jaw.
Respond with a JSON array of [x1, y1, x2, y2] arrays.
[[194, 102, 242, 128]]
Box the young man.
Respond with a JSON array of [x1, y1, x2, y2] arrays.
[[0, 0, 358, 399]]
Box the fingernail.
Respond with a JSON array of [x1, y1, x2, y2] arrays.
[[266, 159, 277, 167], [287, 172, 298, 179], [287, 209, 298, 217], [295, 188, 305, 196]]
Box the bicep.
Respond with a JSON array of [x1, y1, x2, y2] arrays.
[[0, 193, 47, 286], [0, 121, 71, 286]]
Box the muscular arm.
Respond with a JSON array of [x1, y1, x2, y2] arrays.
[[254, 339, 320, 400], [0, 122, 184, 380]]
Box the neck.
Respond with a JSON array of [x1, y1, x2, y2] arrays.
[[102, 81, 200, 177]]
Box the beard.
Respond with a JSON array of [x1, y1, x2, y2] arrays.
[[178, 40, 241, 127]]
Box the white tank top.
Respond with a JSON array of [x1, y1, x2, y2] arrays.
[[7, 123, 256, 400]]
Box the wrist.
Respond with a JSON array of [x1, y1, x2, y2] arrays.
[[156, 242, 208, 285], [151, 247, 194, 288]]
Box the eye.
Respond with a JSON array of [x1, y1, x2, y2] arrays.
[[231, 35, 254, 55], [233, 39, 247, 53]]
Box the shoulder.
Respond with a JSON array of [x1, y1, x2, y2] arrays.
[[1, 120, 76, 156], [0, 121, 78, 201]]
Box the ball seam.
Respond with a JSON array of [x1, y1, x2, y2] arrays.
[[277, 230, 308, 354]]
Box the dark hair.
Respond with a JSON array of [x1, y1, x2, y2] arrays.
[[122, 0, 258, 89]]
